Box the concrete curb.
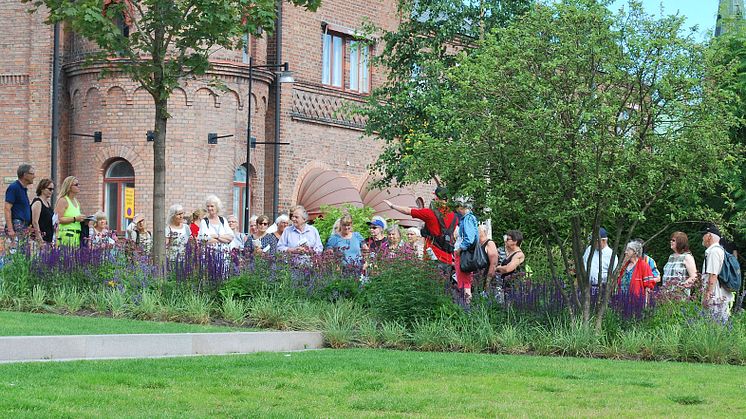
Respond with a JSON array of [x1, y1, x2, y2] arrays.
[[0, 331, 325, 363]]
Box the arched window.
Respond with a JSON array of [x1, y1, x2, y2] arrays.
[[232, 164, 250, 230], [416, 197, 425, 209], [103, 159, 135, 231]]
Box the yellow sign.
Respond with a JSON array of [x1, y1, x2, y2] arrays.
[[124, 187, 135, 219]]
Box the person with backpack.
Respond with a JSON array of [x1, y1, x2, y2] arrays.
[[384, 186, 458, 278], [700, 224, 738, 323], [198, 195, 234, 250]]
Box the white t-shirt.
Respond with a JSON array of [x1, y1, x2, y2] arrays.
[[198, 217, 234, 243], [165, 223, 191, 255], [701, 243, 733, 306], [583, 245, 618, 285]]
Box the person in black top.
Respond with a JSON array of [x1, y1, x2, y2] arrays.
[[31, 178, 55, 244], [365, 218, 388, 255]]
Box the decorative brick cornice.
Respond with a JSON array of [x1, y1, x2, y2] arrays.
[[0, 74, 29, 85], [290, 83, 368, 131]]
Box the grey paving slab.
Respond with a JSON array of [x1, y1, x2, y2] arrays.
[[0, 331, 324, 363]]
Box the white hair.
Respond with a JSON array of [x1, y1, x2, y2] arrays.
[[249, 215, 258, 223], [406, 227, 421, 237], [291, 205, 308, 220], [167, 204, 184, 223], [275, 214, 290, 224], [204, 194, 223, 213], [625, 241, 644, 258]]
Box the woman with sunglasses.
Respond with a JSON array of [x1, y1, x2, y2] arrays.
[[254, 214, 278, 254], [31, 178, 55, 244], [661, 231, 698, 299], [55, 176, 85, 247]]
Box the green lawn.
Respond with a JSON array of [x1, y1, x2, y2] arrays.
[[0, 349, 744, 417], [0, 311, 251, 336]]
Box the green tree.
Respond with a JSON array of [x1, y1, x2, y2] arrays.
[[368, 0, 742, 328], [359, 0, 531, 188], [26, 0, 321, 263], [712, 21, 746, 240]]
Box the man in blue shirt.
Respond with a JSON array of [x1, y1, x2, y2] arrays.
[[277, 205, 323, 254], [4, 164, 35, 240]]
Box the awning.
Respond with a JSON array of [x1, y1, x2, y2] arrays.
[[360, 179, 421, 228], [297, 168, 363, 219]]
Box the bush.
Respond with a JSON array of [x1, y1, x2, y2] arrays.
[[363, 258, 450, 325], [311, 204, 375, 246]]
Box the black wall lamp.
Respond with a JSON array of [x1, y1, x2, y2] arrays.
[[208, 133, 234, 145], [71, 131, 102, 142]]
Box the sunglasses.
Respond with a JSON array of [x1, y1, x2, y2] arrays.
[[176, 212, 184, 216], [258, 222, 269, 225], [46, 187, 55, 191], [73, 183, 80, 186]]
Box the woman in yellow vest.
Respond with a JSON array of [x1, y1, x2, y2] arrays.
[[54, 176, 84, 247]]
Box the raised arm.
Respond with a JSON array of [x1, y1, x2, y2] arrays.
[[383, 199, 412, 216]]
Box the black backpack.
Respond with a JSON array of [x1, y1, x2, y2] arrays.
[[204, 216, 226, 229], [421, 206, 457, 254]]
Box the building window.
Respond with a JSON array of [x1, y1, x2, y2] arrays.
[[322, 32, 370, 93], [103, 159, 135, 232], [232, 164, 250, 230]]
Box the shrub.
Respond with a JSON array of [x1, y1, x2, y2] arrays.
[[28, 284, 49, 313], [182, 293, 212, 324], [311, 204, 375, 246], [53, 286, 86, 314], [495, 324, 528, 354], [540, 319, 602, 357], [247, 295, 290, 329], [286, 301, 325, 331], [104, 289, 129, 318], [364, 258, 450, 325], [220, 297, 248, 325], [357, 318, 381, 348], [131, 289, 165, 321], [411, 318, 457, 352], [379, 320, 409, 350], [322, 301, 363, 348]]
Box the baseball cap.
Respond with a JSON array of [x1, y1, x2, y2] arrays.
[[366, 219, 385, 229], [588, 227, 608, 240], [700, 223, 721, 236], [434, 186, 449, 200]]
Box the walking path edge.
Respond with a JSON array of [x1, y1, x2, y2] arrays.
[[0, 331, 325, 363]]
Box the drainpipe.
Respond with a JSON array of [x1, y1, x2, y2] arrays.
[[272, 0, 283, 221], [51, 22, 61, 197]]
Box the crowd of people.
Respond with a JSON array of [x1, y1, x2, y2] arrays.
[[3, 163, 741, 322]]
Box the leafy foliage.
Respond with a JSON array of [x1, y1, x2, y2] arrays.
[[363, 0, 743, 327], [311, 204, 375, 246], [363, 258, 451, 325]]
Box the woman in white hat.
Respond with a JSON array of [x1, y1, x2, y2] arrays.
[[126, 213, 152, 252]]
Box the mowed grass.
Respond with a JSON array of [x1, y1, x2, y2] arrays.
[[1, 349, 745, 417], [0, 311, 251, 336]]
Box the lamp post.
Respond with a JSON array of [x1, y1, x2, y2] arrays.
[[245, 57, 294, 233]]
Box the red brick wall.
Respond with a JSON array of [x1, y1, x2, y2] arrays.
[[1, 0, 434, 230], [0, 3, 53, 227]]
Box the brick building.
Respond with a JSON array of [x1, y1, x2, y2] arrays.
[[0, 0, 429, 232]]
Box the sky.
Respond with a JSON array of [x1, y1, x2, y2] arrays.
[[608, 1, 721, 40]]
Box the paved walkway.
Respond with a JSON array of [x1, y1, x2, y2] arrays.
[[0, 331, 324, 363]]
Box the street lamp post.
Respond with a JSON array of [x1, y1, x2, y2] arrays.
[[245, 57, 294, 233]]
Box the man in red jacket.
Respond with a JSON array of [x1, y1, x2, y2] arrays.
[[384, 186, 458, 277]]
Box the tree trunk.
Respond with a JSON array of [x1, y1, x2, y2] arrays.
[[151, 98, 167, 267]]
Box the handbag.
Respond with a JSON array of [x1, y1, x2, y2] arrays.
[[460, 239, 490, 273]]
